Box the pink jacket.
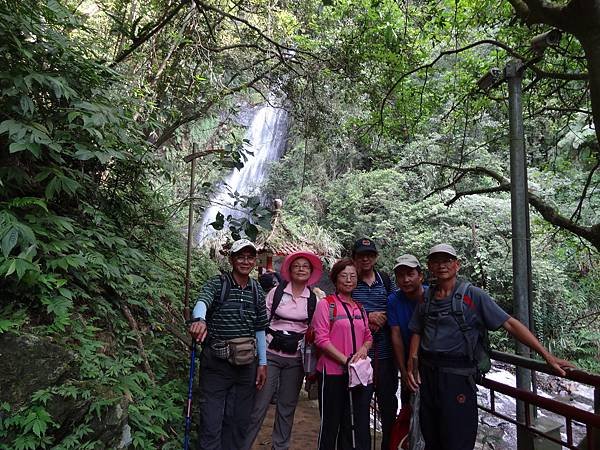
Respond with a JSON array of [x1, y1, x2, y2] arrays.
[[313, 294, 372, 375]]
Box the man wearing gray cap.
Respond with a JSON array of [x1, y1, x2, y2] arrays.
[[407, 243, 573, 450], [189, 239, 268, 450], [387, 254, 426, 407]]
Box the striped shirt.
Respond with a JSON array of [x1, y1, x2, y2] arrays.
[[195, 274, 268, 342], [352, 271, 393, 360]]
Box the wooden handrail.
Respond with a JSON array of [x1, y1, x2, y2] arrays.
[[490, 350, 600, 388]]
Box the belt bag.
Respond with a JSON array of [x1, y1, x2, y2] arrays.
[[211, 337, 256, 365], [268, 329, 303, 355], [226, 337, 256, 366]]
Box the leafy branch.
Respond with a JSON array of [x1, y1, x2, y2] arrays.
[[400, 161, 600, 251], [379, 38, 588, 130], [152, 60, 283, 148]]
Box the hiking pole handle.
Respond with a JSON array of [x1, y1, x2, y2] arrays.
[[184, 340, 197, 450]]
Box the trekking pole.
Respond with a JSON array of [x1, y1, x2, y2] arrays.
[[372, 347, 379, 450], [372, 395, 377, 450], [349, 387, 357, 450], [183, 340, 197, 450]]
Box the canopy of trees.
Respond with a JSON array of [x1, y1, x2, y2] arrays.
[[1, 0, 598, 447]]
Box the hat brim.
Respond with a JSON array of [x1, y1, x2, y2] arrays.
[[393, 262, 419, 271], [231, 244, 257, 255], [280, 251, 323, 286], [427, 251, 457, 259], [353, 247, 378, 255]]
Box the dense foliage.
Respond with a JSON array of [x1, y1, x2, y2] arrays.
[[0, 2, 217, 448], [1, 0, 598, 447]]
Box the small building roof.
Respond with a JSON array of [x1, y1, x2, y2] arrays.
[[255, 200, 339, 260]]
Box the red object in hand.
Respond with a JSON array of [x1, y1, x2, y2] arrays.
[[389, 405, 411, 450]]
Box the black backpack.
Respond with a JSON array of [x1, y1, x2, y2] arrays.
[[424, 280, 491, 377], [206, 273, 259, 322], [269, 281, 317, 324]]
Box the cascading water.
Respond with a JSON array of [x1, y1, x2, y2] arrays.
[[195, 104, 289, 244]]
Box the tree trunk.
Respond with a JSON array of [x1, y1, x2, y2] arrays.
[[579, 30, 600, 148]]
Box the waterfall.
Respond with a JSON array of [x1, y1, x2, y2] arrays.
[[195, 105, 289, 244]]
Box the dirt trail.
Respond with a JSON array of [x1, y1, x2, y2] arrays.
[[251, 393, 321, 450]]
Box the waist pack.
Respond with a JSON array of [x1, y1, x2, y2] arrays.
[[211, 337, 257, 366], [268, 328, 303, 354]]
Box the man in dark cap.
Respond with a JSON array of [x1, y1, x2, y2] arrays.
[[351, 237, 395, 450]]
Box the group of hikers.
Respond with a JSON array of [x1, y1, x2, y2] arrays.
[[188, 237, 573, 450]]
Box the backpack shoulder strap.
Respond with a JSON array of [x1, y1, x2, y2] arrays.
[[206, 274, 230, 322], [221, 274, 231, 304], [451, 281, 472, 332], [424, 283, 436, 316], [268, 281, 288, 323], [250, 277, 259, 309], [327, 296, 337, 331], [377, 271, 393, 295], [451, 280, 474, 361], [307, 290, 317, 323]]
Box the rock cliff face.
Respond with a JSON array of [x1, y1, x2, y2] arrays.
[[0, 333, 131, 449], [0, 333, 77, 407]]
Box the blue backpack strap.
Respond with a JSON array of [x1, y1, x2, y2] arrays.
[[424, 283, 435, 317]]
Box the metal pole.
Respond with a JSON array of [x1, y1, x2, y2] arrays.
[[506, 59, 533, 450], [594, 386, 600, 450], [183, 154, 197, 322]]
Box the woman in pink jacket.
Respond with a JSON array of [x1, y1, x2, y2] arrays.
[[313, 257, 373, 450]]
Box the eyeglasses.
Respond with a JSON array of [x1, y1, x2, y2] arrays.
[[291, 264, 311, 270], [338, 274, 357, 280], [234, 254, 256, 262], [428, 257, 456, 266]]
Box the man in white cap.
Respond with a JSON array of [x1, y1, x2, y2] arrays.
[[407, 243, 573, 450], [189, 239, 268, 450], [387, 254, 426, 408]]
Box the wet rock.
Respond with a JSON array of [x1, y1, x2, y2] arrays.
[[0, 332, 77, 407], [0, 333, 130, 448]]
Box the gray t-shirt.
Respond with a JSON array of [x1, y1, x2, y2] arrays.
[[408, 284, 509, 357]]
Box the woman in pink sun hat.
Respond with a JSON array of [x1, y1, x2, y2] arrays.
[[243, 251, 323, 450], [280, 250, 323, 286]]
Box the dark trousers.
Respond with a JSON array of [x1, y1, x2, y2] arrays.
[[419, 364, 478, 450], [197, 348, 257, 450], [372, 357, 399, 450], [317, 372, 372, 450]]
